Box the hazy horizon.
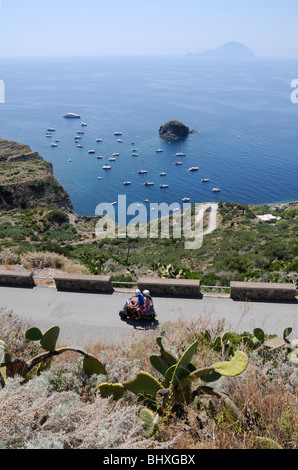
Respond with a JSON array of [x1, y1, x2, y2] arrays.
[[0, 0, 297, 58]]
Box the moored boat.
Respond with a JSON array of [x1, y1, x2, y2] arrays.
[[187, 167, 199, 172], [63, 113, 81, 119]]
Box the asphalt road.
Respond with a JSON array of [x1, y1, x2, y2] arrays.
[[0, 285, 297, 346]]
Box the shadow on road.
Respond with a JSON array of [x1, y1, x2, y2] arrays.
[[120, 317, 160, 331]]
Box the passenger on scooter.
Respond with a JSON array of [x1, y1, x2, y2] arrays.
[[141, 290, 153, 314]]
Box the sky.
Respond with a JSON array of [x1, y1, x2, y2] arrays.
[[0, 0, 297, 57]]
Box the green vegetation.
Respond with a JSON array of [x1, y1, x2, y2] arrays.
[[0, 202, 297, 288], [1, 324, 106, 386]]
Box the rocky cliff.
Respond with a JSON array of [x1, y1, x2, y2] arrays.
[[0, 139, 74, 213]]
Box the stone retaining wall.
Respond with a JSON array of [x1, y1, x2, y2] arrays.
[[53, 273, 113, 293], [0, 269, 34, 287], [137, 277, 201, 297], [230, 281, 296, 301]]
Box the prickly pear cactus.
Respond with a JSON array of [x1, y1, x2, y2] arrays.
[[25, 327, 43, 342], [139, 408, 159, 436], [83, 355, 106, 376], [25, 325, 60, 352], [170, 341, 198, 389], [0, 340, 10, 366], [150, 336, 178, 377], [96, 383, 125, 400], [213, 351, 248, 377], [123, 372, 163, 397]]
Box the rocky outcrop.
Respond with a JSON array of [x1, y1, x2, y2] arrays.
[[159, 120, 190, 140], [0, 139, 74, 213]]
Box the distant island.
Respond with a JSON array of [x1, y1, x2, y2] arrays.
[[159, 120, 190, 140], [189, 41, 255, 58]]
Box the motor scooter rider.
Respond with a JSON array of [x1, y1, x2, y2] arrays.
[[128, 289, 145, 319]]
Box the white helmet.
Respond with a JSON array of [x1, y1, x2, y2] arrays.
[[143, 290, 150, 297], [135, 289, 141, 295]]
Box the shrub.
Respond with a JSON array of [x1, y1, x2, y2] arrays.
[[46, 210, 69, 225], [21, 252, 63, 270]]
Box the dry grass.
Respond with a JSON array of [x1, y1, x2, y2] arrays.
[[20, 251, 88, 274], [0, 311, 297, 449]]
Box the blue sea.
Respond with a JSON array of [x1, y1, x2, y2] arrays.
[[0, 55, 297, 218]]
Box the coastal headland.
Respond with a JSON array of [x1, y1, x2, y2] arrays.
[[0, 139, 73, 213]]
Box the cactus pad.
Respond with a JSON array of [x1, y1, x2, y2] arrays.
[[25, 327, 43, 342], [139, 408, 159, 436], [213, 351, 248, 377], [40, 326, 60, 352], [123, 372, 163, 397], [0, 341, 10, 366], [96, 383, 125, 400], [171, 341, 198, 388], [83, 355, 106, 376]]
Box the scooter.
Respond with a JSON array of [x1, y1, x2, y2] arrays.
[[119, 299, 157, 321]]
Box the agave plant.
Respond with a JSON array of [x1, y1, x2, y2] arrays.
[[0, 325, 106, 386]]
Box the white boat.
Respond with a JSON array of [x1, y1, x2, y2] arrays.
[[77, 145, 83, 148], [108, 157, 116, 161], [201, 178, 210, 182], [51, 143, 57, 147], [132, 153, 138, 157], [138, 170, 148, 174], [131, 148, 138, 152], [187, 167, 199, 172], [55, 139, 60, 143], [98, 176, 103, 180], [74, 135, 81, 140], [112, 153, 120, 157], [114, 132, 122, 136], [81, 122, 87, 126], [96, 138, 103, 142], [96, 155, 103, 159], [182, 197, 190, 202], [144, 199, 149, 203], [155, 149, 163, 153], [88, 150, 95, 154], [212, 187, 221, 192], [68, 159, 71, 162], [102, 165, 112, 170], [47, 128, 55, 132], [123, 181, 131, 185], [160, 172, 167, 176], [63, 113, 81, 119], [46, 134, 52, 138], [175, 162, 183, 165], [144, 182, 154, 186], [176, 152, 186, 157], [117, 139, 123, 143], [77, 131, 84, 135], [111, 201, 117, 206], [160, 184, 169, 188]]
